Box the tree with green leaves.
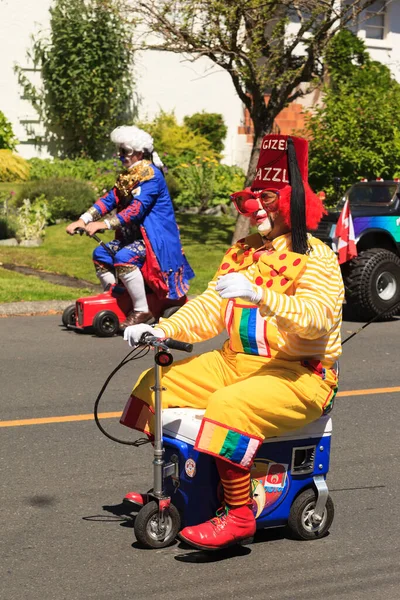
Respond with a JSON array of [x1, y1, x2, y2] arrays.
[[306, 30, 400, 202], [127, 0, 379, 240], [184, 112, 227, 154], [16, 0, 135, 160]]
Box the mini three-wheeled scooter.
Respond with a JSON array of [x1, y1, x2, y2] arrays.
[[62, 229, 187, 337], [96, 333, 335, 549]]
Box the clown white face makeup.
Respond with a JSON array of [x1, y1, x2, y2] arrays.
[[252, 191, 279, 237], [254, 209, 274, 235]]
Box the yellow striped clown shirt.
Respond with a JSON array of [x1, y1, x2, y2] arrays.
[[158, 233, 344, 368]]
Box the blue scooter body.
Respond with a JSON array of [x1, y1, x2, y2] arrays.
[[162, 410, 332, 530]]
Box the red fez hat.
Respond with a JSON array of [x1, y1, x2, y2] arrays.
[[251, 134, 308, 191], [230, 134, 325, 254]]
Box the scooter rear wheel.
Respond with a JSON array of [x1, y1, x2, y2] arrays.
[[287, 488, 334, 540], [134, 500, 181, 548]]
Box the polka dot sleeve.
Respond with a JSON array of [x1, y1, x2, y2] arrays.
[[258, 249, 344, 340]]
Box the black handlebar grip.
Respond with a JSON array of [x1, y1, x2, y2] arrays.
[[140, 332, 157, 344], [164, 338, 193, 353]]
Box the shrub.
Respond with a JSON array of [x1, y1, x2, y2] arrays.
[[174, 157, 245, 211], [0, 111, 17, 151], [184, 112, 227, 154], [16, 195, 51, 241], [27, 157, 119, 194], [165, 172, 181, 200], [16, 178, 97, 221], [0, 217, 17, 240], [15, 0, 135, 159], [137, 111, 218, 170], [0, 150, 30, 182]]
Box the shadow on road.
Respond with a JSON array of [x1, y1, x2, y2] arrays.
[[82, 502, 136, 527]]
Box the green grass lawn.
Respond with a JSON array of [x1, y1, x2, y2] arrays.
[[0, 182, 25, 192], [0, 214, 236, 302], [0, 268, 91, 303]]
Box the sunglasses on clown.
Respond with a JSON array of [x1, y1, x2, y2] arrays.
[[230, 189, 280, 216]]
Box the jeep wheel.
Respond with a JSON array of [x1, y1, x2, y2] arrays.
[[343, 248, 400, 321]]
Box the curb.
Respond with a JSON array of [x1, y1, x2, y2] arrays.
[[0, 300, 73, 317]]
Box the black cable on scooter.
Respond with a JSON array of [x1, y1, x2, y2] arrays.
[[93, 345, 152, 446], [94, 299, 399, 445], [342, 298, 400, 345]]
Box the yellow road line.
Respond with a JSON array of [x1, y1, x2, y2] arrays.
[[1, 386, 400, 428], [0, 412, 122, 428], [336, 386, 400, 397]]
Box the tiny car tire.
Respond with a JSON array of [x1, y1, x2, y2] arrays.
[[62, 304, 76, 328], [287, 488, 334, 541], [92, 310, 119, 337], [162, 306, 181, 319], [134, 500, 181, 549]]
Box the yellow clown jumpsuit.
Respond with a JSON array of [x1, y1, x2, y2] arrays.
[[120, 232, 344, 470]]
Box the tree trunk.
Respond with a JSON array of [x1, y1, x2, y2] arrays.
[[231, 132, 266, 243]]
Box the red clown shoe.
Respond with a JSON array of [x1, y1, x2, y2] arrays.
[[179, 502, 256, 551]]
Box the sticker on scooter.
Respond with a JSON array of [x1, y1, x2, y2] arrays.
[[265, 462, 288, 492], [185, 458, 196, 478], [250, 459, 289, 518]]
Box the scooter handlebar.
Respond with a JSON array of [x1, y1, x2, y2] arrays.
[[72, 227, 106, 236], [139, 332, 193, 353], [163, 338, 193, 353]]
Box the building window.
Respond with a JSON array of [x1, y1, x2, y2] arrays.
[[365, 0, 386, 40]]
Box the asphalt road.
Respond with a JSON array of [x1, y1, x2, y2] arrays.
[[1, 314, 400, 600]]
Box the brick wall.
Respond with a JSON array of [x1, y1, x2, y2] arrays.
[[238, 96, 308, 143]]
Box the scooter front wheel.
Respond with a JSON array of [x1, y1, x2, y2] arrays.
[[134, 500, 181, 548]]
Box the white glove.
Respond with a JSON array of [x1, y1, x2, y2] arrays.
[[215, 273, 263, 303], [123, 324, 164, 347]]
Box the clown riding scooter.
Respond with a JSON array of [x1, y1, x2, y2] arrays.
[[95, 332, 335, 548], [62, 229, 187, 337]]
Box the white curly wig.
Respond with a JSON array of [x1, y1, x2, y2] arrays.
[[110, 125, 154, 154]]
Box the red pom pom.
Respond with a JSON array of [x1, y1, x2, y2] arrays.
[[275, 182, 327, 230]]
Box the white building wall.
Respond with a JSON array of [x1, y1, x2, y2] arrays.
[[133, 50, 246, 166], [361, 0, 400, 82], [1, 0, 400, 167], [0, 0, 52, 158], [0, 0, 247, 166]]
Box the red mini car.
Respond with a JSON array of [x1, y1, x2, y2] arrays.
[[62, 284, 187, 337]]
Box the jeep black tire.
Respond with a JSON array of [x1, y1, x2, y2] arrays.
[[343, 248, 400, 321]]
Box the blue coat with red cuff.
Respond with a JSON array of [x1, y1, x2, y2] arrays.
[[90, 161, 194, 300]]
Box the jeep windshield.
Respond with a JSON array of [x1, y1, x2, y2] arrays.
[[342, 182, 399, 206]]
